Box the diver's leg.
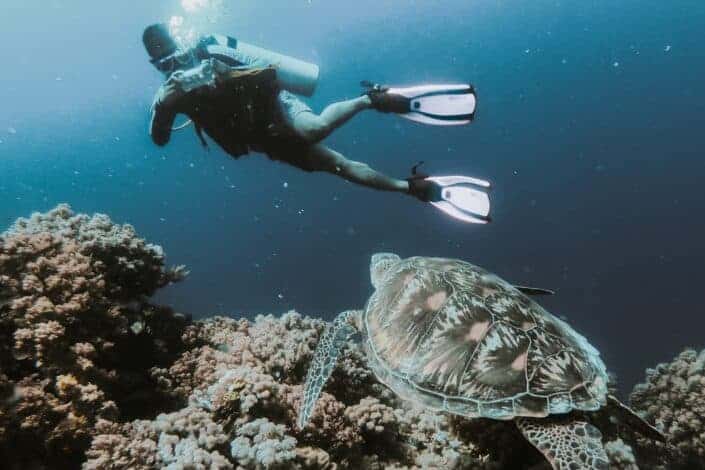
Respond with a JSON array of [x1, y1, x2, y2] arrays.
[[303, 144, 409, 193], [318, 96, 373, 129], [291, 96, 373, 143]]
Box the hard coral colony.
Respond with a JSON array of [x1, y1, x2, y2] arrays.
[[0, 206, 701, 469]]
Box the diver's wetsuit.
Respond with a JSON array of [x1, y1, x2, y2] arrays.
[[149, 34, 409, 193], [150, 35, 308, 161]]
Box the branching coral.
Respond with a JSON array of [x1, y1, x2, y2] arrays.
[[4, 204, 187, 298], [230, 418, 297, 469], [0, 205, 188, 467], [344, 397, 398, 435], [629, 348, 705, 468], [604, 438, 639, 470]]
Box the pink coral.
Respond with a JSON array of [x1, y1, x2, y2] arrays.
[[344, 397, 398, 435]]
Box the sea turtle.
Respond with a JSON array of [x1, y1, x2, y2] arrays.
[[298, 254, 664, 470]]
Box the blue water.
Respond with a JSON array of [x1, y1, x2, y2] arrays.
[[1, 0, 703, 391]]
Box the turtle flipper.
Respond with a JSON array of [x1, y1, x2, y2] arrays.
[[516, 417, 609, 470], [607, 394, 666, 442], [297, 310, 360, 429]]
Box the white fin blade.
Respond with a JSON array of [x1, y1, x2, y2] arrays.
[[388, 84, 471, 98], [442, 186, 491, 217], [400, 113, 470, 126], [431, 201, 489, 224], [427, 175, 491, 188], [411, 93, 476, 117]]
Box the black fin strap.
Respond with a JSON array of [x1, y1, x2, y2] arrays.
[[194, 123, 209, 149], [409, 161, 428, 180]]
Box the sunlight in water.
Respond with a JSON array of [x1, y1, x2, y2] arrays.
[[181, 0, 210, 12], [170, 0, 226, 48]]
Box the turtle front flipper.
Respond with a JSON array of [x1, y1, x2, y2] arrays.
[[516, 417, 609, 470], [606, 394, 666, 442], [297, 310, 361, 429]]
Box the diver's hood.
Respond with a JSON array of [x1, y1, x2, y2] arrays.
[[143, 23, 178, 62]]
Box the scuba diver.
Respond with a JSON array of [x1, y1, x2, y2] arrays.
[[143, 23, 491, 223]]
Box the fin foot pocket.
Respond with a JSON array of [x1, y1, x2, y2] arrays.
[[407, 164, 492, 224]]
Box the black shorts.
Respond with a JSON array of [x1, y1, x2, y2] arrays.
[[252, 136, 316, 172]]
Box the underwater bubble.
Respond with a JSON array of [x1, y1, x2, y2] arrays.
[[664, 45, 672, 52], [7, 127, 17, 135], [182, 0, 209, 12], [283, 182, 289, 188], [613, 61, 620, 68]]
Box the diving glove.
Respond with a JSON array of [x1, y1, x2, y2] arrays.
[[407, 163, 491, 224]]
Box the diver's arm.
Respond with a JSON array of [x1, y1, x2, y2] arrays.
[[149, 82, 180, 146]]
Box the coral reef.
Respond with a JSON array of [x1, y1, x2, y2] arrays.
[[604, 439, 639, 470], [629, 348, 705, 469], [0, 206, 698, 469], [0, 205, 188, 468]]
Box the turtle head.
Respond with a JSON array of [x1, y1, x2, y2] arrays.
[[370, 252, 401, 289]]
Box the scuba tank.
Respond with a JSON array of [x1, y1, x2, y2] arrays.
[[204, 37, 320, 97], [144, 24, 320, 97]]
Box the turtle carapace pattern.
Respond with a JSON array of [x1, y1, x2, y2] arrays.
[[298, 253, 664, 470]]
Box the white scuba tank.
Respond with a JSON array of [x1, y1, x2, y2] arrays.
[[206, 37, 320, 97]]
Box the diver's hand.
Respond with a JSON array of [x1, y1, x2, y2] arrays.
[[154, 80, 185, 110]]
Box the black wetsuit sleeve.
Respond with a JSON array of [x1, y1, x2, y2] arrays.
[[149, 84, 179, 146]]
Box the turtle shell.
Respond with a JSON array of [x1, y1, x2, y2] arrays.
[[363, 257, 608, 420]]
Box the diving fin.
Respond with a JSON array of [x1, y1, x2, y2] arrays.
[[363, 81, 477, 126], [407, 163, 491, 224], [426, 175, 491, 224], [514, 286, 556, 296]]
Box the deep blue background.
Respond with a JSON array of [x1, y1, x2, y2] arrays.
[[1, 0, 703, 391]]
